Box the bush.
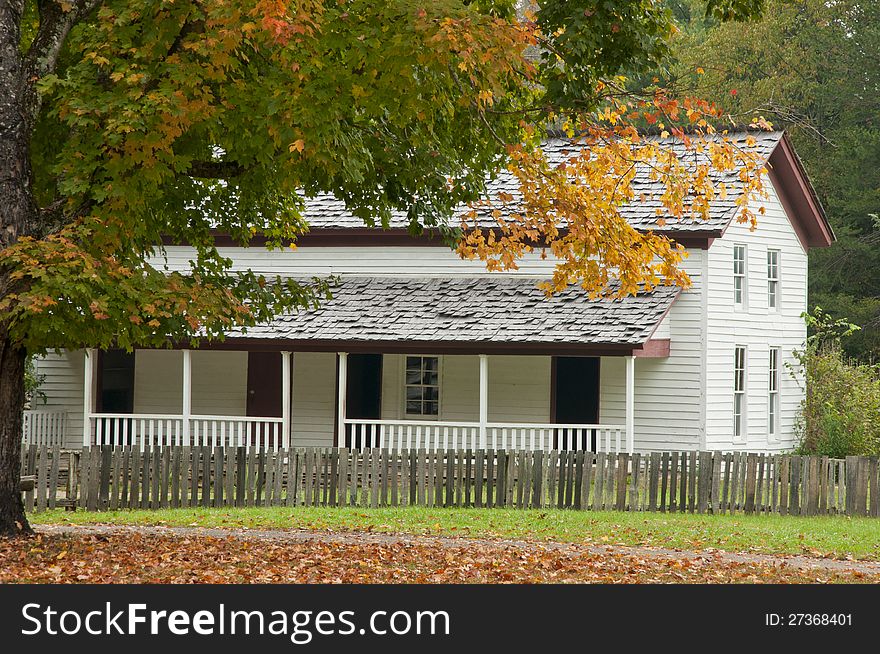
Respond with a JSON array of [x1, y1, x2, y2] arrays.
[[794, 308, 880, 457]]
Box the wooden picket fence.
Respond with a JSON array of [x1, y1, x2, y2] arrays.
[[18, 445, 880, 517]]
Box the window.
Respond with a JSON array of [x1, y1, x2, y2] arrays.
[[405, 356, 440, 416], [768, 348, 780, 438], [767, 249, 780, 310], [733, 244, 747, 307], [734, 346, 747, 440]]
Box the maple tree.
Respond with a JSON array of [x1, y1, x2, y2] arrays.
[[0, 0, 767, 536]]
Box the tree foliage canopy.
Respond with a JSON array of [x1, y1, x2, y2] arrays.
[[1, 0, 769, 354]]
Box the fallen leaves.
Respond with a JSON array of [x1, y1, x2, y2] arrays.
[[1, 532, 876, 585]]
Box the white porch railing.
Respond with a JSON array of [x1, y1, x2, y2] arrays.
[[22, 410, 68, 447], [342, 419, 626, 452], [189, 415, 284, 450], [89, 413, 285, 450]]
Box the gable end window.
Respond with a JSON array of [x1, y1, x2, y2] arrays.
[[405, 356, 440, 417], [768, 348, 780, 438], [734, 346, 747, 441], [733, 244, 747, 307], [767, 249, 780, 310]]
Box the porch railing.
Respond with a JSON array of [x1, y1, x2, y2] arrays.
[[81, 414, 625, 452], [22, 410, 68, 447], [89, 413, 285, 450], [343, 419, 626, 453]]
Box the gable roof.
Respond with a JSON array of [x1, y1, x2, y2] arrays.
[[214, 276, 679, 355], [291, 131, 829, 248]]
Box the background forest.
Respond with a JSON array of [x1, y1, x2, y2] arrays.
[[660, 0, 880, 455], [666, 0, 879, 360]]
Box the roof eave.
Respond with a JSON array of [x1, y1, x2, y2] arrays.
[[767, 133, 835, 249]]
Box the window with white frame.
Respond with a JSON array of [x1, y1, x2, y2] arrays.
[[734, 346, 747, 440], [733, 244, 747, 307], [768, 347, 780, 438], [405, 356, 440, 416], [767, 249, 780, 310]]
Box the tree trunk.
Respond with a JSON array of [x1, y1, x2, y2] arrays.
[[0, 329, 29, 536], [0, 3, 34, 536]]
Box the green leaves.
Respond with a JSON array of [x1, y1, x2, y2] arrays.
[[5, 0, 771, 354]]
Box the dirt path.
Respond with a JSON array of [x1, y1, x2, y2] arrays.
[[35, 523, 880, 576]]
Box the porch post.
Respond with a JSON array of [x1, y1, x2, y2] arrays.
[[625, 354, 635, 454], [182, 349, 192, 445], [281, 351, 291, 449], [337, 352, 348, 447], [82, 348, 95, 447], [479, 354, 488, 448]]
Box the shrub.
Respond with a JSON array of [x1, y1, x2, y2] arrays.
[[794, 308, 880, 457]]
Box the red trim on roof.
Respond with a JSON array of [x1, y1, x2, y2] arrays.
[[163, 227, 717, 250], [634, 338, 670, 358], [176, 338, 646, 357], [767, 133, 834, 249]]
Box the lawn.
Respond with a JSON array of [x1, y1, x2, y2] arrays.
[[31, 506, 880, 560]]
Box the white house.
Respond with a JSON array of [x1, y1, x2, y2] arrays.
[[24, 131, 833, 454]]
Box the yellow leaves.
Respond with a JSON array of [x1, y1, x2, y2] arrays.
[[289, 139, 305, 153], [84, 51, 111, 67], [457, 126, 769, 299], [351, 84, 366, 99], [476, 89, 494, 108]]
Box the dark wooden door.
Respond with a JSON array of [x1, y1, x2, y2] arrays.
[[345, 353, 382, 448], [246, 352, 282, 418], [97, 349, 135, 414], [552, 356, 600, 450], [96, 349, 136, 444]]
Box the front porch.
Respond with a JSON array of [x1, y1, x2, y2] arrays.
[[26, 275, 680, 453], [28, 348, 638, 453]]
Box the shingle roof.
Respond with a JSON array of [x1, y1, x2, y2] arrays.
[[301, 131, 783, 235], [234, 277, 679, 347]]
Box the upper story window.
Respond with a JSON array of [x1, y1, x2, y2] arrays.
[[733, 244, 747, 308], [734, 346, 747, 441], [767, 249, 780, 310], [405, 356, 440, 417], [768, 347, 780, 438]]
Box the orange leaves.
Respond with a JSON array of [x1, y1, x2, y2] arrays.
[[1, 530, 872, 584]]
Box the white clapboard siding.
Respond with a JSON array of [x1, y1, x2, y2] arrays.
[[704, 177, 807, 451], [134, 350, 184, 414], [31, 350, 85, 448], [599, 250, 706, 452], [191, 351, 248, 416], [291, 351, 337, 447], [150, 245, 560, 277], [379, 354, 552, 425]]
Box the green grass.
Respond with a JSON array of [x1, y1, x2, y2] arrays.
[[30, 506, 880, 561]]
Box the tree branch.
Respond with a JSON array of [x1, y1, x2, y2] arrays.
[[23, 0, 101, 81]]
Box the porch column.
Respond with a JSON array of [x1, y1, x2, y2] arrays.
[[82, 348, 96, 447], [281, 351, 292, 448], [182, 349, 192, 445], [479, 354, 488, 448], [337, 352, 348, 447], [625, 355, 635, 454]]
